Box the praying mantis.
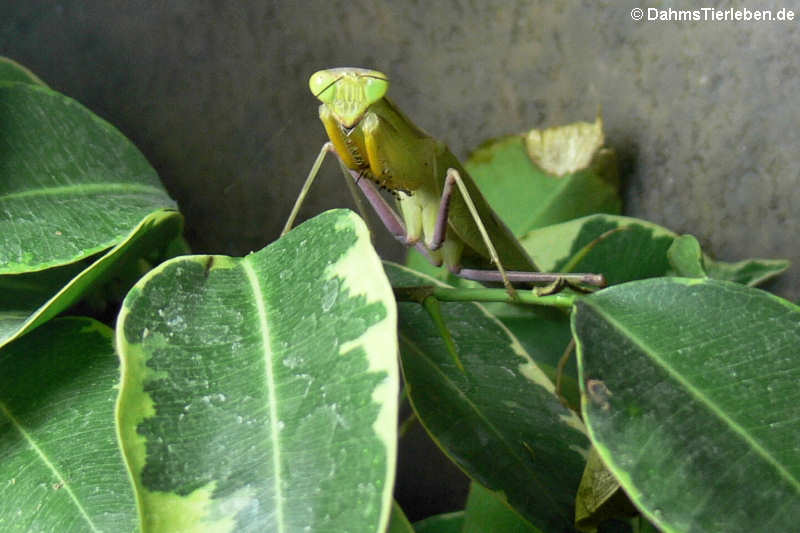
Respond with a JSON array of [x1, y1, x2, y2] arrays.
[[282, 67, 605, 294]]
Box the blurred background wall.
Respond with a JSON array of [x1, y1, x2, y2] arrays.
[[3, 0, 798, 518]]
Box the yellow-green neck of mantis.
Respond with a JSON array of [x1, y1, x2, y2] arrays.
[[309, 68, 389, 128]]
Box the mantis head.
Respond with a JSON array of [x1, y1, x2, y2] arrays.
[[309, 68, 389, 128]]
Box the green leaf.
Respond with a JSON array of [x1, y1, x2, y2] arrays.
[[478, 301, 573, 366], [0, 82, 176, 273], [387, 501, 415, 533], [575, 447, 638, 532], [403, 258, 581, 404], [116, 209, 398, 533], [404, 248, 461, 286], [0, 318, 137, 532], [413, 512, 465, 533], [522, 214, 788, 287], [632, 517, 662, 533], [0, 56, 47, 86], [704, 256, 790, 287], [524, 216, 677, 286], [0, 261, 87, 344], [461, 481, 543, 533], [386, 262, 589, 532], [573, 278, 800, 532], [464, 119, 621, 236], [0, 209, 182, 349], [666, 235, 706, 278]]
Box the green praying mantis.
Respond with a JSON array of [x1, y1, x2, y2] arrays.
[[282, 67, 605, 295]]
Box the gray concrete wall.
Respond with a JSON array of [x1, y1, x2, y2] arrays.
[[2, 1, 797, 299]]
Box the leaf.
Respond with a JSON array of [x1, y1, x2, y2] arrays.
[[0, 318, 138, 532], [522, 214, 788, 287], [116, 209, 398, 533], [389, 266, 582, 408], [386, 262, 589, 532], [573, 278, 800, 532], [387, 501, 415, 533], [0, 209, 183, 349], [0, 56, 47, 86], [413, 512, 465, 533], [404, 248, 461, 287], [0, 261, 87, 343], [575, 447, 637, 532], [524, 116, 606, 177], [704, 256, 790, 287], [461, 481, 543, 533], [477, 301, 573, 368], [524, 216, 677, 286], [0, 82, 176, 273], [666, 235, 705, 278], [464, 119, 621, 236]]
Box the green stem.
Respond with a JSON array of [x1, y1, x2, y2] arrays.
[[393, 285, 576, 309], [422, 295, 465, 372], [561, 226, 628, 273], [398, 411, 418, 438]]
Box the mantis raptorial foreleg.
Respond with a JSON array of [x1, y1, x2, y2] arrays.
[[346, 165, 442, 265]]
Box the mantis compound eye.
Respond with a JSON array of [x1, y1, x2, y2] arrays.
[[308, 70, 339, 100], [361, 72, 389, 105]]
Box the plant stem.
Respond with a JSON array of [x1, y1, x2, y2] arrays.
[[398, 411, 418, 438], [393, 285, 576, 309]]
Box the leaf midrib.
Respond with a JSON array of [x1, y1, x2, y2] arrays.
[[0, 401, 101, 532], [0, 182, 165, 202], [242, 260, 285, 532]]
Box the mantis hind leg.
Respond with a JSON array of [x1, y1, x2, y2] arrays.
[[432, 169, 606, 290], [433, 168, 519, 298]]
